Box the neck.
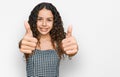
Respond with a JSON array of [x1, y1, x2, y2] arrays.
[[36, 34, 54, 50], [39, 34, 51, 42]]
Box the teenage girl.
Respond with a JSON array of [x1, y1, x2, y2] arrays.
[[19, 2, 78, 77]]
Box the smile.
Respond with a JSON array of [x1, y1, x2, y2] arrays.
[[40, 28, 49, 32]]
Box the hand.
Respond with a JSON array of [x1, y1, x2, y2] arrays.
[[19, 22, 38, 54], [62, 26, 78, 56]]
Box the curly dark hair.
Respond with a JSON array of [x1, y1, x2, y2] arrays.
[[24, 2, 66, 60]]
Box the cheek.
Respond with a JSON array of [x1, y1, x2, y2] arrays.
[[47, 22, 53, 27], [36, 22, 42, 27], [50, 23, 53, 28]]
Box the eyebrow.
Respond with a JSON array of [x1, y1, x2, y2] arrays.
[[37, 16, 53, 19]]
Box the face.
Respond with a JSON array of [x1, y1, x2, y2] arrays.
[[37, 8, 54, 36]]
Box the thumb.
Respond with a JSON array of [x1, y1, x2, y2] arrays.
[[66, 25, 72, 38], [24, 21, 33, 37]]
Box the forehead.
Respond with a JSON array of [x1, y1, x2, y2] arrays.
[[38, 8, 53, 18]]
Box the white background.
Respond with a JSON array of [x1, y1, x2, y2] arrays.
[[0, 0, 120, 77]]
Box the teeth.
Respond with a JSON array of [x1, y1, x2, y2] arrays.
[[41, 28, 48, 32]]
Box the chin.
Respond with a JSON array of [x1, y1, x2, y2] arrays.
[[41, 33, 49, 35]]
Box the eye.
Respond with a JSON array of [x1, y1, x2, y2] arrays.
[[37, 18, 42, 21], [47, 19, 53, 22]]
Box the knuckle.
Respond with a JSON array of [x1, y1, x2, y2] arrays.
[[22, 40, 27, 44], [20, 49, 24, 53], [32, 43, 36, 47], [34, 38, 38, 42], [28, 50, 32, 53], [20, 45, 25, 49], [32, 48, 35, 50], [23, 36, 28, 40]]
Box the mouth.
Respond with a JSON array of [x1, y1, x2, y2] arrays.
[[40, 28, 48, 32]]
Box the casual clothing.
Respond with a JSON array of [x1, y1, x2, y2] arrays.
[[26, 49, 60, 77]]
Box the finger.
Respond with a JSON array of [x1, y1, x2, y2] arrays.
[[24, 21, 33, 36], [21, 45, 35, 50], [20, 49, 32, 54], [66, 48, 78, 55], [66, 25, 72, 37], [24, 36, 38, 43], [64, 45, 77, 51], [62, 42, 76, 48], [22, 40, 37, 47], [62, 37, 76, 45], [62, 38, 71, 44]]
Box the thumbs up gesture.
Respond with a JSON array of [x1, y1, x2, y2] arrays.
[[62, 26, 78, 56], [19, 22, 38, 54]]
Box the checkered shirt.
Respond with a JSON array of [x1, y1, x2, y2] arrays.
[[26, 49, 60, 77]]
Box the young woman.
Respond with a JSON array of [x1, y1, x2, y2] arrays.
[[19, 2, 78, 77]]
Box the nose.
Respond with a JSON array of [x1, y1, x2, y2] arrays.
[[42, 20, 46, 26]]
